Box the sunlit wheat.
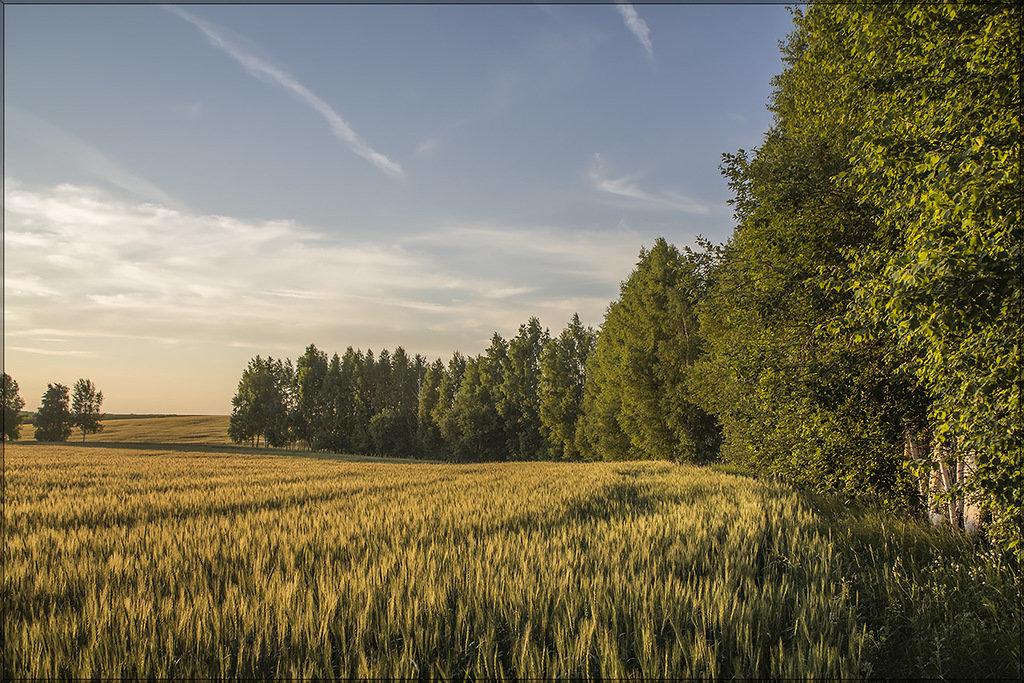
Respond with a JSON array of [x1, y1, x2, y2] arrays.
[[3, 443, 979, 678]]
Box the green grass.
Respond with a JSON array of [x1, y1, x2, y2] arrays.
[[808, 496, 1021, 678], [3, 444, 1019, 679]]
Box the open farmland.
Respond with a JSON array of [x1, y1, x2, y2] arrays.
[[4, 444, 1019, 679], [88, 415, 233, 445]]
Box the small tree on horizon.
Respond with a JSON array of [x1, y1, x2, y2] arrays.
[[2, 373, 26, 441], [35, 384, 71, 442], [71, 379, 104, 443]]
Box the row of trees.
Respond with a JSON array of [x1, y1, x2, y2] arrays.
[[1, 373, 105, 442], [231, 238, 729, 466], [230, 3, 1018, 553], [229, 315, 598, 461]]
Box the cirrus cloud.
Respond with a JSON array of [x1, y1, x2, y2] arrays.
[[589, 153, 710, 215], [4, 178, 650, 359], [166, 5, 404, 179], [615, 3, 654, 61]]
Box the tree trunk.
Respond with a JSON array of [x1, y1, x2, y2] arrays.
[[938, 454, 958, 528], [955, 455, 966, 529], [934, 443, 970, 530], [962, 450, 983, 535], [929, 458, 945, 527], [905, 431, 930, 517], [928, 441, 950, 527]]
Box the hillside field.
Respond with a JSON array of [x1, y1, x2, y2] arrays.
[[4, 444, 1019, 679], [88, 414, 233, 445]]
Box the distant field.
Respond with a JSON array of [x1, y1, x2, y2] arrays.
[[89, 415, 232, 445], [5, 444, 1018, 679]]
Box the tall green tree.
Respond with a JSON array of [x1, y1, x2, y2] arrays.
[[347, 349, 377, 452], [390, 347, 422, 418], [433, 352, 467, 460], [445, 358, 504, 462], [697, 128, 924, 504], [581, 238, 718, 463], [34, 383, 71, 442], [293, 344, 329, 450], [539, 314, 596, 460], [2, 373, 25, 441], [317, 353, 346, 452], [443, 337, 508, 462], [70, 378, 104, 443], [229, 356, 293, 448], [417, 358, 446, 456], [499, 318, 550, 459], [373, 349, 393, 418]]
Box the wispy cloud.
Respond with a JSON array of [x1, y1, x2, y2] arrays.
[[4, 179, 649, 360], [615, 3, 654, 61], [6, 346, 94, 357], [410, 222, 644, 284], [4, 179, 670, 411], [589, 154, 709, 214], [5, 104, 181, 207], [165, 6, 403, 179]]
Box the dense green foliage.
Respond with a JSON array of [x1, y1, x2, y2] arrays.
[[827, 2, 1021, 550], [2, 372, 25, 441], [229, 356, 293, 448], [33, 383, 71, 442], [227, 317, 595, 461], [539, 313, 596, 461], [692, 20, 928, 507], [7, 445, 1019, 678], [692, 2, 1020, 554], [581, 239, 719, 464]]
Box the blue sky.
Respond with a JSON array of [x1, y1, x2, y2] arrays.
[[4, 3, 793, 414]]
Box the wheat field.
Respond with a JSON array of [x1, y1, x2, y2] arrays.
[[87, 415, 234, 445], [3, 443, 874, 679]]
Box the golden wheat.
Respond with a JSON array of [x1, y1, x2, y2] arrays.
[[88, 415, 233, 445], [4, 443, 865, 678]]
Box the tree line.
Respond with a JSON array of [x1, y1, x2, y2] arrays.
[[229, 239, 720, 466], [2, 374, 105, 443], [231, 3, 1018, 555], [229, 314, 598, 461]]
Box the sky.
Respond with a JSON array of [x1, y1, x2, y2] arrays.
[[4, 2, 794, 415]]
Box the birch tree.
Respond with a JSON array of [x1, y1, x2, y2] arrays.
[[70, 378, 104, 443]]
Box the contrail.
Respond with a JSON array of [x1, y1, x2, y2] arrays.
[[166, 6, 404, 178], [615, 3, 654, 61]]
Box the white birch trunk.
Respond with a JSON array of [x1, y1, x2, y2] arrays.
[[937, 447, 956, 527], [924, 441, 984, 535], [955, 455, 966, 529], [963, 450, 983, 535], [928, 450, 946, 527]]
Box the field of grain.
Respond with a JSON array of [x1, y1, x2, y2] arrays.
[[88, 415, 232, 445], [4, 444, 1018, 679]]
